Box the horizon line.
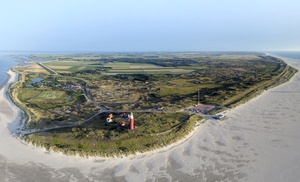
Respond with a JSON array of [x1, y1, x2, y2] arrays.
[[1, 50, 299, 55]]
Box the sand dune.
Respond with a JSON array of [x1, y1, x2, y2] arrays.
[[1, 58, 300, 181]]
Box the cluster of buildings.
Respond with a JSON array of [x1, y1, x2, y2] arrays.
[[188, 104, 216, 114], [105, 112, 135, 130], [60, 82, 82, 90]]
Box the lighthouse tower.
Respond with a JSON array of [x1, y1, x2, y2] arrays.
[[129, 112, 134, 130]]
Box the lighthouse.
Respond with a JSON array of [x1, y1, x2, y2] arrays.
[[129, 112, 134, 130]]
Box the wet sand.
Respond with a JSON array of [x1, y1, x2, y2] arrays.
[[0, 72, 11, 91], [1, 58, 300, 181]]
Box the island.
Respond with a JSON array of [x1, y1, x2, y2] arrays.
[[8, 52, 297, 157]]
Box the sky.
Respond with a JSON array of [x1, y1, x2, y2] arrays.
[[0, 0, 299, 52]]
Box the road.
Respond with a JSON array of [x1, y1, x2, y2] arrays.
[[20, 79, 221, 135]]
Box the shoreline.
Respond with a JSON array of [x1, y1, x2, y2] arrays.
[[0, 68, 204, 160], [0, 71, 12, 90], [1, 56, 300, 181], [3, 54, 298, 158]]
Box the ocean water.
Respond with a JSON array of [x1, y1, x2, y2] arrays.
[[0, 52, 47, 87], [270, 51, 300, 61], [0, 54, 18, 87]]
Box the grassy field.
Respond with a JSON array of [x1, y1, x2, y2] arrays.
[[106, 69, 190, 74], [104, 62, 192, 74], [156, 78, 219, 97], [104, 62, 161, 69], [177, 65, 208, 70], [18, 88, 68, 104], [43, 61, 102, 73], [158, 84, 219, 97], [26, 113, 201, 157], [43, 60, 192, 74]]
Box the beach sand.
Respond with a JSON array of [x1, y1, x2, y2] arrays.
[[1, 57, 300, 181]]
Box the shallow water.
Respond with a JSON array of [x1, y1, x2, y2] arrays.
[[271, 51, 300, 60], [0, 55, 18, 86]]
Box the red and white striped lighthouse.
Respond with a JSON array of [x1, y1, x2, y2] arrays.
[[129, 112, 134, 130]]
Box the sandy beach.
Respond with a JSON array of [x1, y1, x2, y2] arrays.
[[1, 57, 300, 181]]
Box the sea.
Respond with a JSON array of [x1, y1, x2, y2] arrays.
[[270, 51, 300, 60], [0, 54, 19, 87], [0, 51, 64, 87], [1, 51, 300, 87]]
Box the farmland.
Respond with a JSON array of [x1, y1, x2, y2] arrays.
[[104, 62, 191, 74], [43, 60, 103, 73]]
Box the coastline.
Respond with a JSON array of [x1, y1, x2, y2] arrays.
[[0, 71, 11, 90], [0, 68, 203, 160], [2, 55, 297, 154], [1, 56, 300, 181]]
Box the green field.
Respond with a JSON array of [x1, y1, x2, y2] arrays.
[[104, 62, 159, 69], [43, 61, 102, 73], [43, 61, 192, 74], [17, 88, 74, 112], [106, 69, 190, 74], [104, 62, 192, 74], [158, 84, 219, 97], [177, 66, 208, 70], [26, 113, 201, 157]]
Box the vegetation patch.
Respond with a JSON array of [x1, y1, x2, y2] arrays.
[[26, 113, 201, 157]]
